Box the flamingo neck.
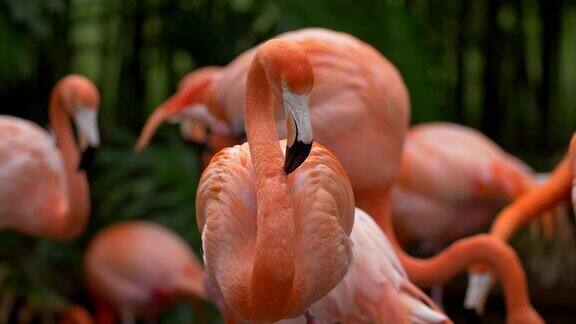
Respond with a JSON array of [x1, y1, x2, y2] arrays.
[[48, 87, 89, 238], [491, 156, 573, 241], [49, 88, 79, 169], [356, 189, 539, 322], [244, 53, 296, 314]]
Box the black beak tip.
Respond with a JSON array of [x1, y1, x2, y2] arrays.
[[284, 140, 312, 174], [464, 308, 482, 324], [78, 146, 97, 171]]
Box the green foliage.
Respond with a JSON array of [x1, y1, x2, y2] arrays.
[[90, 125, 203, 253]]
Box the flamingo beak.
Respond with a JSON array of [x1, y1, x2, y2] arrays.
[[464, 271, 494, 315], [135, 107, 170, 152], [74, 106, 100, 171], [282, 88, 312, 174], [74, 106, 100, 147]]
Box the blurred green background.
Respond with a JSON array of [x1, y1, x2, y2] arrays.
[[0, 0, 575, 322]]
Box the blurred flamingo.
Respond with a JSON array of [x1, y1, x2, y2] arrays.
[[196, 38, 355, 322], [84, 221, 208, 324], [466, 133, 576, 314], [139, 28, 541, 323], [392, 122, 557, 248], [0, 74, 100, 239]]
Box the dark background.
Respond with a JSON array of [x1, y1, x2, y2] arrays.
[[0, 0, 575, 322]]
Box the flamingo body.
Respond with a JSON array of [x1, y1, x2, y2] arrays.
[[197, 140, 355, 321], [0, 116, 68, 236], [84, 221, 205, 320], [392, 122, 534, 245], [216, 29, 409, 192], [0, 74, 100, 239], [139, 28, 409, 195]]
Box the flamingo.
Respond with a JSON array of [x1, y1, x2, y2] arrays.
[[392, 122, 556, 247], [0, 74, 100, 239], [196, 38, 355, 322], [465, 133, 576, 314], [139, 28, 542, 323], [83, 220, 209, 324]]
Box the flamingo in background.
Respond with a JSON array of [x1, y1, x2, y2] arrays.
[[84, 221, 209, 324], [489, 133, 576, 242], [0, 74, 100, 239], [196, 38, 355, 322], [139, 28, 542, 322], [465, 133, 576, 314], [392, 122, 556, 247]]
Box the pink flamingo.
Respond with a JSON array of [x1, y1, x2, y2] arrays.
[[392, 122, 555, 247], [139, 29, 542, 323], [84, 220, 208, 324], [0, 75, 100, 239], [196, 38, 355, 322]]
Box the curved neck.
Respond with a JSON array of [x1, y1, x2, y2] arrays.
[[356, 190, 539, 322], [245, 53, 296, 313], [398, 236, 535, 320], [48, 87, 89, 238], [49, 88, 79, 169], [491, 156, 572, 241]]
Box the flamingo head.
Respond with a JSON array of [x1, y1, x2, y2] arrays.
[[464, 270, 495, 315], [56, 74, 101, 170], [58, 75, 100, 147], [134, 67, 229, 152], [257, 39, 315, 174]]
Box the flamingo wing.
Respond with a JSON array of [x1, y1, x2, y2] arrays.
[[0, 115, 68, 235]]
